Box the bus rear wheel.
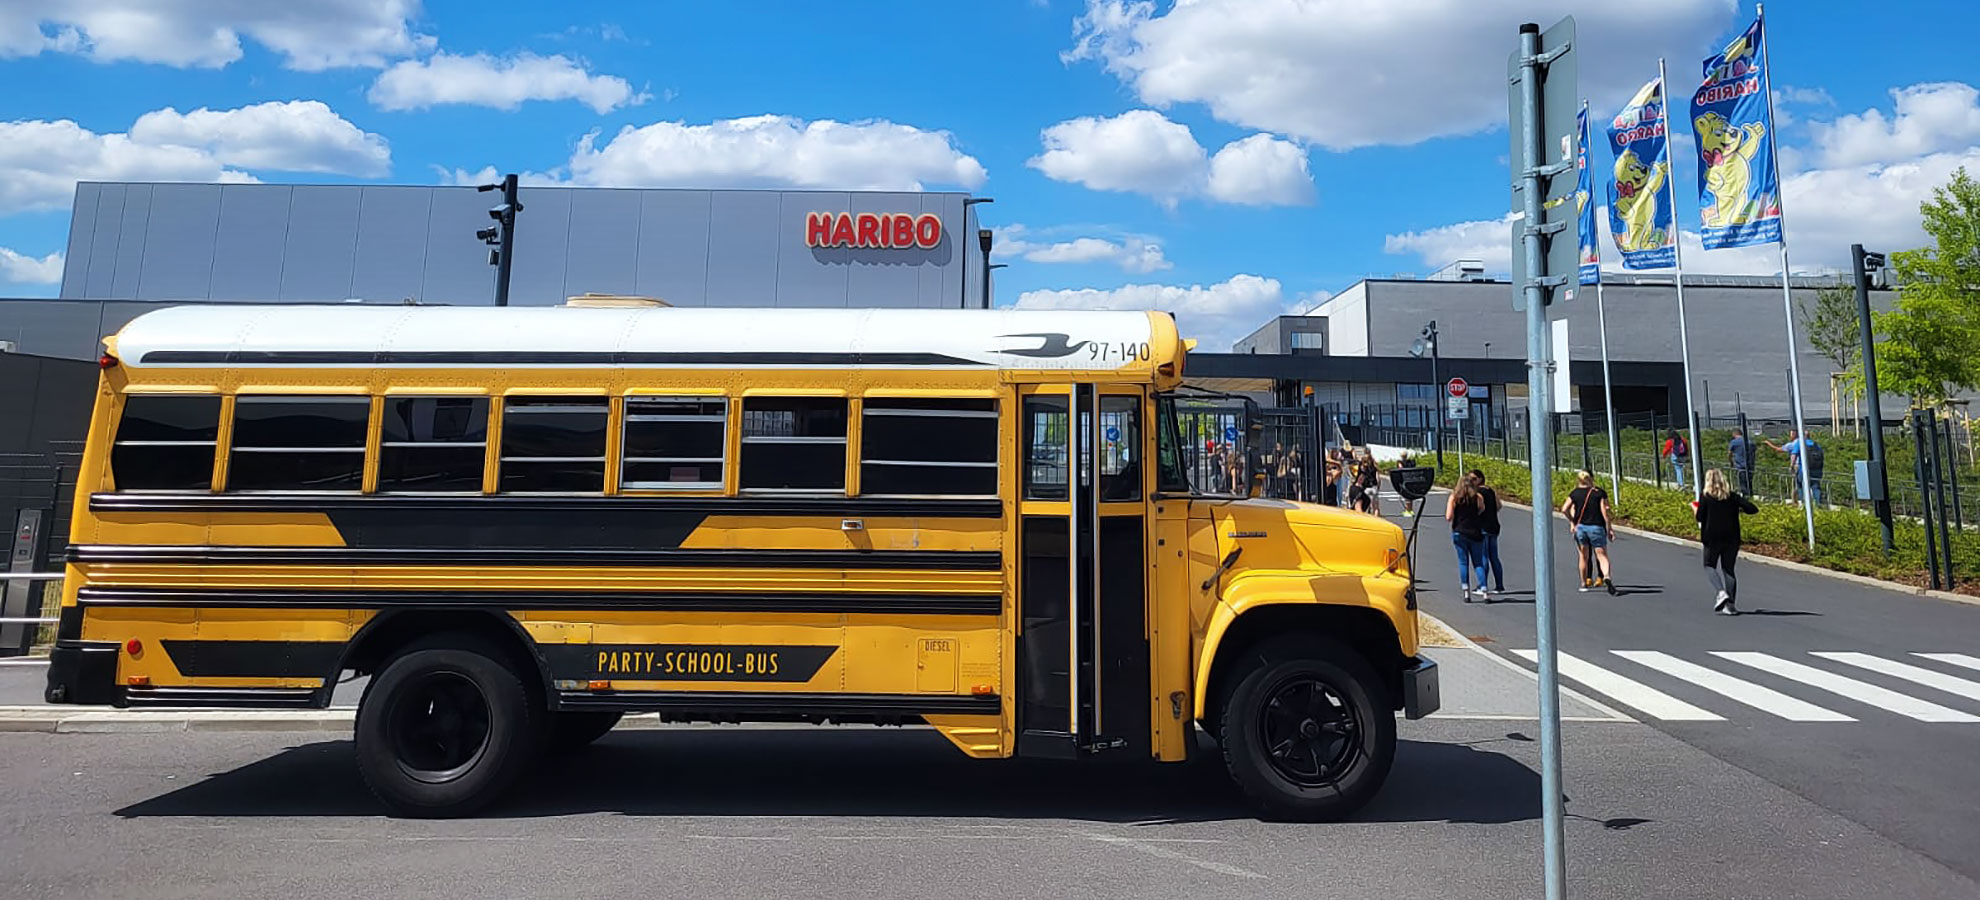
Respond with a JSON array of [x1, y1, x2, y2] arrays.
[[1217, 635, 1395, 821], [354, 636, 541, 818]]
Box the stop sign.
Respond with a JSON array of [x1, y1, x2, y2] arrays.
[[1447, 377, 1469, 398]]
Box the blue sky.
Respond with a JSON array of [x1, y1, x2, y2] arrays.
[[4, 1, 1978, 347]]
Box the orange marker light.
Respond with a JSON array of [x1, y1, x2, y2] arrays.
[[587, 680, 611, 691], [126, 675, 150, 687], [970, 683, 995, 696]]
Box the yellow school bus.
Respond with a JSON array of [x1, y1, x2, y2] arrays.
[[45, 303, 1436, 818]]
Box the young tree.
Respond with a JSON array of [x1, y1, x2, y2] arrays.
[[1802, 284, 1861, 389], [1874, 167, 1980, 407]]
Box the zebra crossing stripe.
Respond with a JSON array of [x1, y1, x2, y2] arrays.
[[1712, 652, 1980, 723], [1513, 650, 1723, 721], [1915, 653, 1980, 674], [1611, 651, 1853, 722], [1813, 652, 1980, 703]]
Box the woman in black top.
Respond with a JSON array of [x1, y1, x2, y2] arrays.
[[1446, 477, 1490, 601], [1469, 469, 1505, 593], [1695, 468, 1759, 615]]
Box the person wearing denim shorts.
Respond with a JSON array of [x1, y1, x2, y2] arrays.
[[1560, 469, 1617, 595]]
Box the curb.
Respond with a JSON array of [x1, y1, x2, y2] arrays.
[[1496, 497, 1980, 609]]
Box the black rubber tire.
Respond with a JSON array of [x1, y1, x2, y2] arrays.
[[354, 635, 542, 818], [546, 711, 623, 753], [1217, 635, 1396, 821]]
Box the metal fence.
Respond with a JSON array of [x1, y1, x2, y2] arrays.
[[1174, 403, 1327, 502]]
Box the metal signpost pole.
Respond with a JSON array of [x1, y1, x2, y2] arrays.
[[1755, 5, 1817, 549], [1595, 280, 1622, 501], [1515, 21, 1569, 900]]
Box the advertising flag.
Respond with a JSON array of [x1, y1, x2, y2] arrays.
[[1576, 103, 1600, 285], [1606, 78, 1675, 269], [1691, 16, 1781, 248]]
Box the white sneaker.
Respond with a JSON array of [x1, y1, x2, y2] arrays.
[[1713, 593, 1733, 614], [1461, 586, 1474, 602], [1715, 589, 1729, 604]]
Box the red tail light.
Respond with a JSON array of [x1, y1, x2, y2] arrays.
[[99, 354, 118, 369]]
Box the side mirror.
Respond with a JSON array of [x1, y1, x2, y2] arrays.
[[1390, 466, 1435, 502]]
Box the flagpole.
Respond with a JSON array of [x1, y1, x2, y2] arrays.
[[1757, 3, 1819, 549], [1586, 102, 1624, 502], [1659, 58, 1705, 500]]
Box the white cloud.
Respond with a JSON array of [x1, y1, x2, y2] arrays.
[[994, 224, 1172, 273], [1015, 273, 1292, 351], [0, 118, 253, 215], [435, 165, 567, 187], [1207, 133, 1315, 206], [1027, 110, 1312, 206], [129, 101, 389, 176], [1064, 0, 1735, 150], [1383, 214, 1519, 272], [370, 51, 647, 114], [0, 0, 432, 70], [1812, 82, 1980, 168], [0, 247, 63, 284], [566, 115, 986, 191]]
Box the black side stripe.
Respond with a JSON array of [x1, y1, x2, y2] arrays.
[[555, 690, 1001, 717], [89, 493, 1004, 518], [78, 587, 1004, 616], [138, 350, 989, 367], [158, 639, 343, 679], [70, 545, 1004, 571]]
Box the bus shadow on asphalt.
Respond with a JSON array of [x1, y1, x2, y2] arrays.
[[114, 729, 1541, 825]]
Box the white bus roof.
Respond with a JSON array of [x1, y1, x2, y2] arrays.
[[109, 305, 1178, 372]]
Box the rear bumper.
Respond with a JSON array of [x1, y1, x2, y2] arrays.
[[1401, 655, 1439, 720], [44, 640, 122, 706]]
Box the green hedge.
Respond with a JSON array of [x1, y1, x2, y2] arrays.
[[1453, 458, 1980, 593]]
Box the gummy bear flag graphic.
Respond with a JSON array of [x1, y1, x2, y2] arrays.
[[1606, 77, 1675, 270], [1577, 103, 1600, 286], [1691, 15, 1782, 249]]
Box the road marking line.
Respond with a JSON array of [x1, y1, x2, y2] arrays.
[[1612, 651, 1853, 722], [1915, 653, 1980, 674], [1814, 652, 1980, 703], [0, 659, 49, 666], [1419, 614, 1633, 721], [1712, 652, 1980, 723], [1513, 650, 1723, 721], [1081, 832, 1265, 879]]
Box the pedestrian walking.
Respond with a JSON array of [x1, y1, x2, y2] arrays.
[[1695, 468, 1759, 615], [1728, 429, 1756, 497], [1446, 475, 1490, 602], [1224, 441, 1246, 494], [1561, 469, 1618, 595], [1765, 429, 1825, 506], [1663, 430, 1691, 489], [1356, 453, 1381, 516], [1469, 468, 1506, 594]]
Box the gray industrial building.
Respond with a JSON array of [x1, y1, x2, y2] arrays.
[[1292, 269, 1899, 421], [7, 181, 989, 361]]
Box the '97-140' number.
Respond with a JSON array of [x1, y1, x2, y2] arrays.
[[1088, 342, 1151, 362]]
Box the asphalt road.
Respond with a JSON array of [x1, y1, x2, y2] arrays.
[[3, 720, 1976, 900], [1401, 490, 1980, 884]]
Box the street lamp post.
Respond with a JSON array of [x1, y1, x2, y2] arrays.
[[986, 263, 1008, 309], [1411, 321, 1442, 468], [978, 229, 996, 310], [960, 197, 994, 309], [1853, 244, 1895, 553]]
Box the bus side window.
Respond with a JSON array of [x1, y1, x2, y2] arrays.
[[227, 396, 369, 492], [1023, 397, 1068, 501], [859, 398, 996, 497], [740, 397, 847, 492], [379, 397, 488, 493], [499, 397, 608, 493], [111, 394, 221, 491], [1098, 396, 1140, 502], [622, 397, 726, 491]]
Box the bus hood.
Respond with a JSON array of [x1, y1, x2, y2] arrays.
[[1207, 499, 1410, 579]]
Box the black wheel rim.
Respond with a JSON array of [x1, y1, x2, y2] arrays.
[[1256, 674, 1362, 788], [386, 671, 492, 784]]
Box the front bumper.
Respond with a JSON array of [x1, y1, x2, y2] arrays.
[[1401, 655, 1439, 720]]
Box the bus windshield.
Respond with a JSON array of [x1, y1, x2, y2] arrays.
[[1155, 394, 1193, 494]]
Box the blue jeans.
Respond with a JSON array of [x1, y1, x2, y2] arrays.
[[1451, 531, 1488, 590], [1672, 459, 1688, 487], [1481, 532, 1505, 590]]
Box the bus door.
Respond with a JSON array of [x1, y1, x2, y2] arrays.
[[1016, 384, 1150, 758]]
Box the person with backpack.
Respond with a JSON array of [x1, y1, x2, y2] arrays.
[[1560, 469, 1618, 595], [1695, 468, 1759, 615], [1446, 475, 1490, 602], [1469, 469, 1506, 594], [1766, 429, 1825, 506], [1663, 430, 1691, 489]]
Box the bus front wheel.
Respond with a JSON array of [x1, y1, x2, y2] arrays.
[[1217, 635, 1395, 821], [354, 636, 542, 818]]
